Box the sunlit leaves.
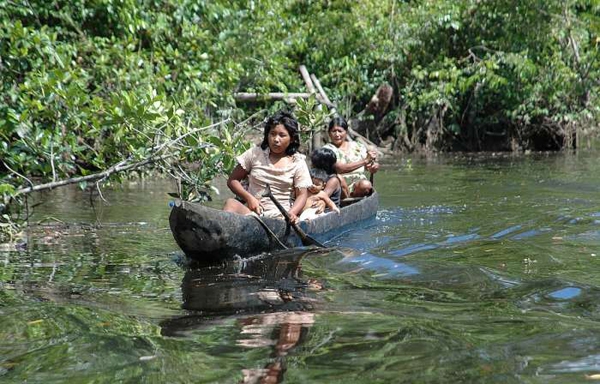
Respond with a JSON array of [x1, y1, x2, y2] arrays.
[[295, 95, 330, 146]]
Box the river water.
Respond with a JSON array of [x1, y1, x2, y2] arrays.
[[2, 151, 600, 383]]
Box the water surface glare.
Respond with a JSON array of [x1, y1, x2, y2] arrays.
[[2, 152, 600, 383]]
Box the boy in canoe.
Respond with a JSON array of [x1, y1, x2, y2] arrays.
[[299, 167, 340, 221], [299, 147, 345, 221]]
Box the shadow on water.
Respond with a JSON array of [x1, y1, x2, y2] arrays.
[[161, 248, 327, 383]]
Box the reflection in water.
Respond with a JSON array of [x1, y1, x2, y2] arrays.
[[160, 249, 324, 383], [239, 312, 314, 384]]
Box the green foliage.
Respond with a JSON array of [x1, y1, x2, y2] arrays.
[[1, 0, 600, 240], [295, 95, 330, 149]]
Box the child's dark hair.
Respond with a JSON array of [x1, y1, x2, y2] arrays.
[[260, 110, 300, 155], [309, 167, 328, 183], [311, 147, 337, 175], [328, 116, 348, 132]]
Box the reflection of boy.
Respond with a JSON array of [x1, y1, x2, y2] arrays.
[[299, 168, 340, 221]]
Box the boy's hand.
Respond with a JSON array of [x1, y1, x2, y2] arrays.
[[312, 199, 326, 214]]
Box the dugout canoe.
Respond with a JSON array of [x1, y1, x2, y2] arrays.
[[169, 192, 378, 263]]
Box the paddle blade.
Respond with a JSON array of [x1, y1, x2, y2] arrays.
[[296, 228, 325, 247]]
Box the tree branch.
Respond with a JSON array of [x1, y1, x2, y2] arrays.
[[15, 154, 175, 195], [234, 92, 334, 107]]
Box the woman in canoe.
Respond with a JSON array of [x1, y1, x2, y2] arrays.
[[223, 111, 312, 224], [323, 116, 379, 198]]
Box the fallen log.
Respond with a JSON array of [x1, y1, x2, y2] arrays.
[[234, 92, 334, 108]]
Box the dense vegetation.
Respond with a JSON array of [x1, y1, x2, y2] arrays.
[[1, 0, 599, 241]]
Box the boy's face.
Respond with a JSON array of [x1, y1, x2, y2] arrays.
[[308, 178, 325, 194]]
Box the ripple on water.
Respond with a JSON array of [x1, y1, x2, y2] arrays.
[[510, 227, 551, 240], [513, 279, 600, 322], [491, 225, 523, 239], [548, 286, 582, 300], [388, 243, 439, 257], [546, 352, 600, 374], [568, 230, 600, 243], [441, 233, 481, 244], [336, 252, 420, 277]]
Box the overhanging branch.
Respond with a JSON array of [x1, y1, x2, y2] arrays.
[[15, 154, 176, 195]]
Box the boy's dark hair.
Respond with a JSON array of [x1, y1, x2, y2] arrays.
[[328, 116, 348, 132], [309, 167, 328, 182], [260, 110, 301, 155], [311, 147, 337, 175]]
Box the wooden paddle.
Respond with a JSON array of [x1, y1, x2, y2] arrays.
[[369, 172, 376, 196], [249, 214, 288, 250], [262, 184, 325, 248]]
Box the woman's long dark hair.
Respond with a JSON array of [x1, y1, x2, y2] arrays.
[[310, 147, 337, 175], [260, 111, 301, 155], [328, 116, 348, 132]]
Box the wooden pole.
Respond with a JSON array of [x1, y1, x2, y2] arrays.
[[299, 66, 316, 94], [234, 92, 310, 101], [311, 74, 335, 114], [233, 92, 334, 107]]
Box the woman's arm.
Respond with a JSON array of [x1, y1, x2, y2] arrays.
[[227, 165, 261, 213], [333, 158, 370, 174], [336, 175, 349, 199], [323, 176, 341, 199], [333, 149, 378, 174]]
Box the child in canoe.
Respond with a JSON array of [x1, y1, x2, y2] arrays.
[[299, 168, 341, 221], [299, 147, 344, 221], [223, 111, 312, 224]]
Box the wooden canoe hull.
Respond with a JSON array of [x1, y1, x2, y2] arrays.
[[169, 192, 378, 263]]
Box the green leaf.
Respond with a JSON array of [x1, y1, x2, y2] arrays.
[[0, 184, 16, 195]]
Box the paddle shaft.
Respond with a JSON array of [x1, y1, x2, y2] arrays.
[[250, 214, 288, 250], [263, 184, 325, 248]]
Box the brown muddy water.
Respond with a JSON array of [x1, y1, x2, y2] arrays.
[[2, 151, 600, 383]]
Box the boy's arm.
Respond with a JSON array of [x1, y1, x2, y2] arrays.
[[316, 191, 340, 213]]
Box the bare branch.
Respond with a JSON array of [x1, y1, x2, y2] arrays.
[[15, 154, 174, 195], [153, 119, 230, 154], [2, 161, 34, 188]]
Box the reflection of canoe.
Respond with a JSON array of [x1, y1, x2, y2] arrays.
[[159, 249, 319, 336], [169, 192, 378, 263], [181, 250, 307, 315]]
